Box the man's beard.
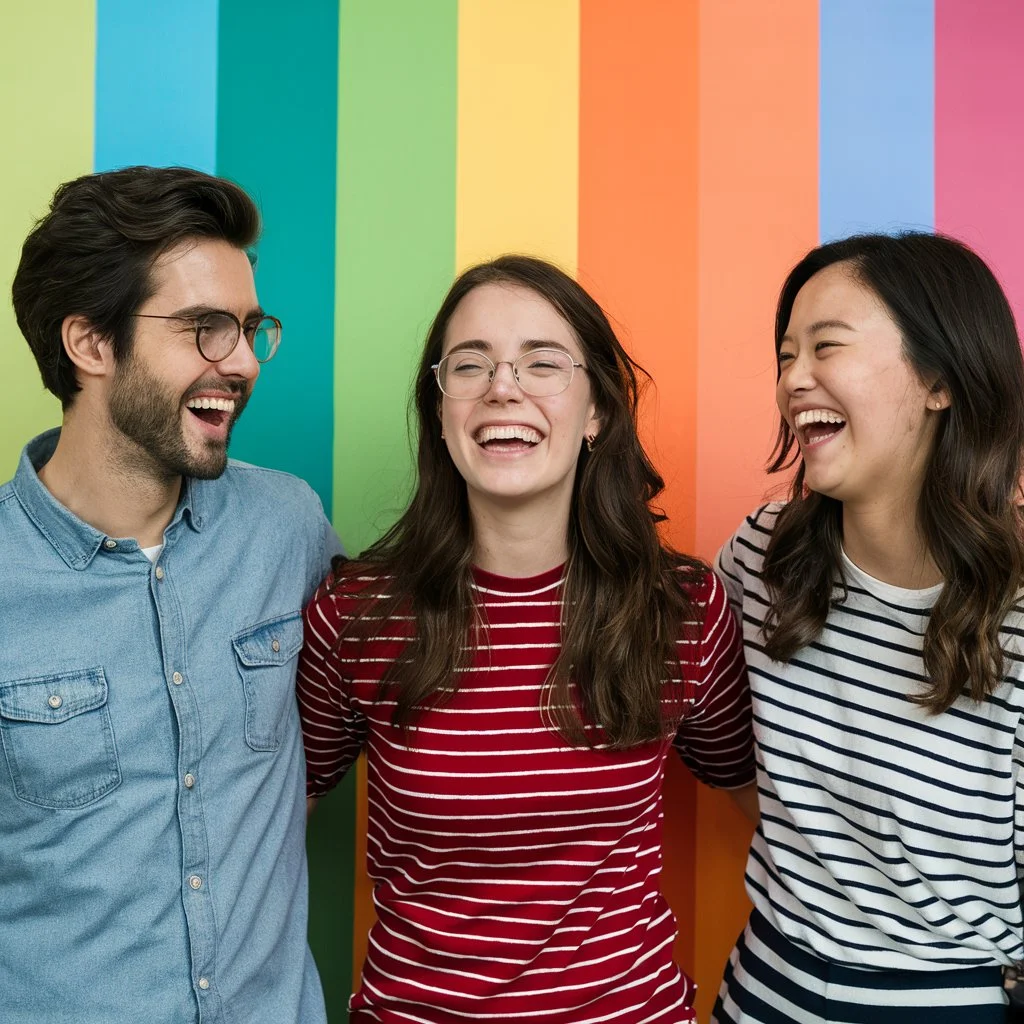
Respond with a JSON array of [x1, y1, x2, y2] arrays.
[[108, 353, 249, 481]]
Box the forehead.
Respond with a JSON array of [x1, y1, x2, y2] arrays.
[[148, 238, 257, 311], [786, 262, 893, 336], [443, 281, 579, 355]]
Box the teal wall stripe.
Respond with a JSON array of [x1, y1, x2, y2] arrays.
[[216, 0, 339, 518], [333, 0, 459, 556]]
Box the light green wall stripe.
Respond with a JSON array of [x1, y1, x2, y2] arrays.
[[0, 5, 96, 479], [333, 0, 458, 555]]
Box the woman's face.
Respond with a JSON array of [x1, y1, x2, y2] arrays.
[[776, 262, 947, 510], [438, 282, 600, 516]]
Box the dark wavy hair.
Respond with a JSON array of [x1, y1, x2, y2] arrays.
[[12, 165, 260, 407], [333, 255, 705, 747], [763, 232, 1024, 712]]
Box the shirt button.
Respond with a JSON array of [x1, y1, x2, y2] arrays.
[[103, 539, 117, 550], [47, 695, 63, 709], [188, 875, 203, 890], [155, 566, 165, 580], [184, 773, 195, 789], [172, 671, 183, 685], [271, 639, 281, 653], [198, 977, 210, 991]]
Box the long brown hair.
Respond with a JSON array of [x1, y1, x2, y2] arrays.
[[762, 233, 1024, 711], [333, 255, 705, 747]]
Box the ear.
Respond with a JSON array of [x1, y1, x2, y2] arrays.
[[927, 382, 951, 412], [62, 315, 115, 384], [584, 400, 602, 443]]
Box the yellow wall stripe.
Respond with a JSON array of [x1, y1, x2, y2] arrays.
[[455, 0, 580, 273]]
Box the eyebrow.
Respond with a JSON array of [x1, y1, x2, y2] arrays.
[[445, 338, 575, 356], [170, 303, 266, 322], [781, 318, 857, 344]]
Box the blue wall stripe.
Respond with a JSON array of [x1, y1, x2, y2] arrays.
[[819, 0, 935, 240], [215, 0, 339, 519], [94, 0, 218, 172]]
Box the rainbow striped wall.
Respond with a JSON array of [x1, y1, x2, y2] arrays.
[[3, 2, 1023, 1018]]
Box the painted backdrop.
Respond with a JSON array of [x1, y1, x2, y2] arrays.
[[3, 1, 1022, 1019]]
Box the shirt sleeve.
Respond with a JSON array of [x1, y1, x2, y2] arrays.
[[1014, 714, 1024, 882], [297, 581, 367, 797], [714, 526, 745, 619], [672, 569, 756, 789]]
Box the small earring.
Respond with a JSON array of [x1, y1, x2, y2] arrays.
[[441, 429, 446, 439], [585, 434, 596, 452]]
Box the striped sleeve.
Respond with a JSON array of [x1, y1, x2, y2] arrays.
[[672, 570, 756, 788], [1015, 714, 1024, 881], [297, 580, 368, 797]]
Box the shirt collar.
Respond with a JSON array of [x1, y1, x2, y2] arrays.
[[12, 429, 206, 571]]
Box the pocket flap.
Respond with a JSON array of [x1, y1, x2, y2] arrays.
[[232, 613, 304, 668], [0, 669, 108, 724]]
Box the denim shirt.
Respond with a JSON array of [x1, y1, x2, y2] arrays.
[[0, 430, 341, 1024]]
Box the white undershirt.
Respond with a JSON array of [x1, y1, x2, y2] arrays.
[[140, 544, 164, 563]]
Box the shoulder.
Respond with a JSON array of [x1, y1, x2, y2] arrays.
[[306, 564, 394, 623], [731, 502, 783, 551], [674, 566, 732, 631], [718, 502, 783, 572], [206, 461, 326, 525]]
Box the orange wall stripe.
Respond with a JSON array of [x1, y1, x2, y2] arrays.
[[577, 0, 701, 973], [693, 0, 819, 1018]]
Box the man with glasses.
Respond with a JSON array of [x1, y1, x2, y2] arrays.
[[0, 166, 339, 1023]]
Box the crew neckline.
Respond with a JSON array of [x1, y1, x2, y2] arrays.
[[470, 563, 565, 594], [840, 548, 943, 607]]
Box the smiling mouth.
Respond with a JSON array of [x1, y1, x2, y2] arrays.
[[185, 396, 237, 432], [794, 408, 846, 448], [474, 424, 543, 452]]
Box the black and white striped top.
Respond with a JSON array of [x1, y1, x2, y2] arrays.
[[717, 503, 1024, 971]]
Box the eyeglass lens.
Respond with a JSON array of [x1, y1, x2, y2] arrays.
[[197, 313, 281, 363], [436, 348, 575, 399]]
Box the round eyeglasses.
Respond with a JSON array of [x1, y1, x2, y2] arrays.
[[433, 348, 585, 400], [134, 311, 282, 363]]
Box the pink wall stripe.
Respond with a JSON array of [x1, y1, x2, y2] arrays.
[[936, 0, 1024, 327]]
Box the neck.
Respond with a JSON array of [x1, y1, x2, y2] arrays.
[[469, 492, 571, 578], [39, 408, 182, 548], [841, 495, 941, 590]]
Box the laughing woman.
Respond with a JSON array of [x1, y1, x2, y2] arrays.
[[298, 256, 757, 1023], [713, 233, 1024, 1023]]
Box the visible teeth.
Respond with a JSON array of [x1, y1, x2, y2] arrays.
[[794, 409, 845, 429], [186, 397, 236, 413], [476, 424, 543, 444]]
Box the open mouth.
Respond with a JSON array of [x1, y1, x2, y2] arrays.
[[794, 408, 846, 448], [185, 396, 236, 433], [474, 424, 543, 453]]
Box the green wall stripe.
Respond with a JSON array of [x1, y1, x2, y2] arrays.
[[333, 0, 459, 555], [0, 6, 95, 480], [216, 0, 339, 518]]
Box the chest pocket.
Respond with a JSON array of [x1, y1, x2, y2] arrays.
[[232, 612, 304, 752], [0, 668, 121, 809]]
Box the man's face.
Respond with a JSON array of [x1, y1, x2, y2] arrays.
[[108, 238, 262, 480]]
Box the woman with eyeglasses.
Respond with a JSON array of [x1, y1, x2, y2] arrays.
[[297, 255, 757, 1023]]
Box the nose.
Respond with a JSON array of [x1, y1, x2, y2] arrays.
[[779, 350, 814, 395], [484, 360, 523, 402], [214, 333, 261, 384]]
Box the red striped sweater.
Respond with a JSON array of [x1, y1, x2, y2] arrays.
[[298, 564, 754, 1023]]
